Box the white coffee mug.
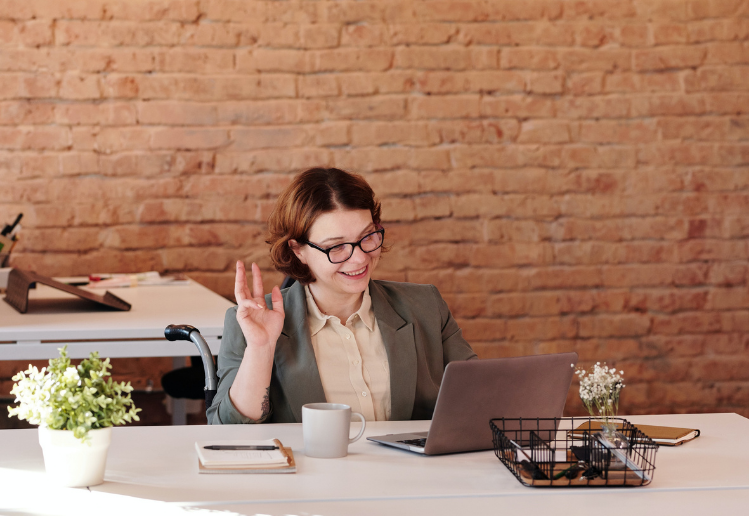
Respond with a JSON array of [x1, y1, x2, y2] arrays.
[[302, 403, 366, 458]]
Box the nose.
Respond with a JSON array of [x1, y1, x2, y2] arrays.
[[347, 244, 370, 264]]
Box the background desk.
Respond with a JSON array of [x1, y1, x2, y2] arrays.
[[0, 279, 234, 423], [1, 413, 747, 516]]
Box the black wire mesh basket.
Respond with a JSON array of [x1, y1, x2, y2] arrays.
[[490, 417, 658, 487]]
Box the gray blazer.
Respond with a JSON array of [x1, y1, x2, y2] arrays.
[[207, 280, 477, 424]]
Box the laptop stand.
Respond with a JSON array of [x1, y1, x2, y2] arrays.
[[3, 269, 131, 314]]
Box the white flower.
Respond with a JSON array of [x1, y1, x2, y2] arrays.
[[575, 362, 625, 421], [7, 346, 140, 443]]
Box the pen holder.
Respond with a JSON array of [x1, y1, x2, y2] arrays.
[[490, 417, 658, 488]]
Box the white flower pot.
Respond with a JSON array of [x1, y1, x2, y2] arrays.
[[38, 426, 112, 487]]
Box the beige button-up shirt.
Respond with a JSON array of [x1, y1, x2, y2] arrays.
[[305, 285, 391, 421]]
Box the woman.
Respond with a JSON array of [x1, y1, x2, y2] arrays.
[[207, 168, 476, 424]]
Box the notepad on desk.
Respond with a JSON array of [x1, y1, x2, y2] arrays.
[[195, 439, 296, 474], [570, 421, 700, 446]]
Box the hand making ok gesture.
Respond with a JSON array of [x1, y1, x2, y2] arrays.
[[234, 261, 285, 352]]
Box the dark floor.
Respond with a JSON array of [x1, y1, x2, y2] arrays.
[[0, 390, 207, 429]]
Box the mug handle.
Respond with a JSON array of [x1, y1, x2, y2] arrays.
[[349, 412, 366, 444]]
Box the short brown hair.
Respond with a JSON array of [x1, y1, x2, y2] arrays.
[[266, 168, 382, 284]]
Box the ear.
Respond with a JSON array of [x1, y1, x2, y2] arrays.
[[288, 239, 308, 265]]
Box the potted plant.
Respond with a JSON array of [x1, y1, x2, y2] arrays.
[[7, 346, 140, 487]]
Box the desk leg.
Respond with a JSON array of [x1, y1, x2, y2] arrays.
[[171, 357, 187, 426]]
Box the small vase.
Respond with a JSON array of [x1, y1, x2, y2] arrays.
[[596, 421, 629, 471], [38, 426, 112, 487]]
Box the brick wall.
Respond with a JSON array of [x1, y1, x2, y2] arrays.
[[1, 0, 748, 417]]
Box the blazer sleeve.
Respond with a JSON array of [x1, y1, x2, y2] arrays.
[[206, 306, 272, 425], [432, 285, 478, 364]]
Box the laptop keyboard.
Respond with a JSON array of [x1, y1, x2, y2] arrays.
[[398, 438, 427, 448]]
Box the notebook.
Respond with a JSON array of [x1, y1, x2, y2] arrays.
[[195, 439, 296, 474], [571, 421, 701, 446], [367, 352, 578, 455]]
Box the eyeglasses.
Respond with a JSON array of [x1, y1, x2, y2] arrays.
[[301, 229, 385, 264]]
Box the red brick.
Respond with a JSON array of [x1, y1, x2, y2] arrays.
[[95, 127, 151, 153], [323, 1, 384, 24], [388, 23, 457, 45], [340, 23, 382, 47], [684, 66, 749, 92], [409, 95, 480, 119], [106, 1, 200, 22], [506, 316, 577, 341], [137, 101, 218, 125], [688, 0, 744, 20], [394, 46, 473, 71], [458, 319, 507, 342], [201, 0, 266, 22], [579, 119, 658, 143], [237, 49, 308, 73], [59, 73, 101, 99], [579, 314, 651, 338], [156, 49, 234, 74], [327, 96, 406, 120], [705, 42, 749, 66], [604, 72, 682, 93], [150, 129, 234, 156], [20, 126, 71, 150], [557, 96, 630, 118], [688, 19, 749, 43], [561, 0, 637, 20], [501, 47, 559, 70], [352, 121, 432, 146], [482, 95, 555, 117], [313, 48, 393, 72], [429, 119, 519, 144], [708, 262, 747, 285], [518, 120, 571, 143], [315, 122, 350, 147], [620, 23, 649, 47], [18, 19, 53, 46], [0, 100, 54, 124], [634, 46, 707, 71], [528, 71, 565, 94], [558, 48, 632, 72], [299, 74, 339, 98], [651, 23, 689, 45], [419, 169, 495, 193], [182, 22, 245, 47], [299, 23, 340, 49], [483, 0, 563, 22], [567, 72, 604, 95], [217, 100, 299, 125], [230, 126, 309, 151]]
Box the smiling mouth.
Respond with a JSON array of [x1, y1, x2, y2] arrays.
[[341, 266, 367, 277]]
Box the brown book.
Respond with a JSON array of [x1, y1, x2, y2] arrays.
[[571, 421, 700, 446]]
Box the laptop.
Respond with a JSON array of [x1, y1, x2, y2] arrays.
[[367, 352, 578, 455]]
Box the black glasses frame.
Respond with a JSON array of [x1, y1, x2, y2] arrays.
[[301, 228, 385, 264]]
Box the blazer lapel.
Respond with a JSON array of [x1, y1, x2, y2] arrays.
[[370, 281, 417, 421], [271, 282, 326, 422]]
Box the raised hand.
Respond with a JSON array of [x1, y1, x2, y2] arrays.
[[234, 261, 285, 351]]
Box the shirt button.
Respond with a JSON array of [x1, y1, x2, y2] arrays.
[[362, 392, 367, 397], [346, 334, 351, 339], [353, 359, 360, 365]]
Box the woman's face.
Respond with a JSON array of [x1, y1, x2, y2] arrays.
[[292, 209, 381, 300]]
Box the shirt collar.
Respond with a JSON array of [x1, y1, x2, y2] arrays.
[[304, 284, 376, 336]]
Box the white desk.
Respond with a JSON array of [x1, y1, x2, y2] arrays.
[[0, 279, 234, 424], [0, 279, 233, 360], [1, 414, 747, 515]]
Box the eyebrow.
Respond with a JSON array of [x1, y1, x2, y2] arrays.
[[317, 223, 376, 246]]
